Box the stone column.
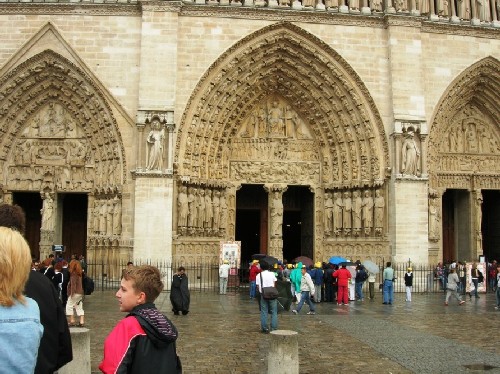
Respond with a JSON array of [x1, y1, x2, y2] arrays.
[[419, 134, 428, 178], [268, 330, 299, 374], [473, 189, 483, 257], [58, 327, 91, 374], [166, 122, 175, 173], [137, 123, 145, 171], [264, 184, 287, 260]]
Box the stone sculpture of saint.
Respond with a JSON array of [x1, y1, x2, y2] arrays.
[[342, 191, 352, 235], [324, 192, 334, 235], [333, 192, 343, 235], [429, 197, 440, 240], [112, 196, 122, 236], [178, 186, 189, 228], [401, 131, 420, 176], [268, 101, 285, 137], [187, 188, 197, 229], [374, 189, 385, 235], [475, 191, 483, 251], [106, 199, 114, 236], [271, 191, 284, 237], [204, 189, 213, 230], [99, 199, 108, 234], [197, 189, 206, 229], [457, 0, 471, 19], [219, 192, 228, 230], [361, 190, 374, 235], [352, 190, 362, 235], [146, 119, 165, 171], [212, 190, 221, 230], [40, 192, 54, 231]]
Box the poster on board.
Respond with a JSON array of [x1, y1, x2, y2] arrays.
[[465, 262, 486, 294], [220, 241, 241, 276]]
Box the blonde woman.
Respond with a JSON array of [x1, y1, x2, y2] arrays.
[[0, 227, 43, 372], [66, 260, 85, 327]]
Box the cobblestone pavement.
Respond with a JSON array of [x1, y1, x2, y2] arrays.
[[85, 290, 500, 373]]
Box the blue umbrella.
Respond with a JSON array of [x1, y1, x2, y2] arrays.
[[328, 256, 347, 265]]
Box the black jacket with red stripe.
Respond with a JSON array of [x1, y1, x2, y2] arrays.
[[100, 303, 179, 374]]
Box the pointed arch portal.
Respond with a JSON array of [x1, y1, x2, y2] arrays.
[[428, 57, 500, 263], [173, 22, 390, 263]]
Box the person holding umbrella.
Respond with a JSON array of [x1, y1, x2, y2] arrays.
[[333, 264, 352, 306]]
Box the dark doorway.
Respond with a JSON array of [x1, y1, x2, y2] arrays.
[[13, 192, 42, 260], [442, 189, 470, 262], [283, 186, 314, 262], [236, 185, 267, 265], [283, 210, 301, 262], [61, 194, 88, 260], [482, 190, 500, 261]]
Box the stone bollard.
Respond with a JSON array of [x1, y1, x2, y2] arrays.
[[267, 330, 299, 374], [58, 327, 91, 374]]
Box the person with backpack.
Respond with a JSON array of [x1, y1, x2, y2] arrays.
[[355, 264, 367, 301], [66, 259, 85, 327], [404, 267, 413, 302], [100, 265, 180, 373]]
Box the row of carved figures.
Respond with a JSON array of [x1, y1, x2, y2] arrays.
[[91, 196, 122, 236], [177, 186, 230, 236], [324, 189, 385, 237], [197, 0, 499, 21]]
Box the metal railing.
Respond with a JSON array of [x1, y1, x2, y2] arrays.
[[85, 259, 489, 294]]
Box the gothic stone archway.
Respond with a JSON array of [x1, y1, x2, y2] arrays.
[[0, 50, 126, 263], [428, 57, 500, 263], [173, 22, 390, 264]]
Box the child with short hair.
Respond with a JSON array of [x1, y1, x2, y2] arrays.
[[99, 265, 180, 373]]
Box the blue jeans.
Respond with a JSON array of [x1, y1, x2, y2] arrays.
[[296, 291, 315, 313], [470, 279, 479, 297], [250, 281, 256, 298], [260, 295, 278, 331], [383, 280, 393, 304], [355, 282, 364, 300]]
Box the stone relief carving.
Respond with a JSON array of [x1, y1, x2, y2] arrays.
[[401, 128, 421, 176], [90, 194, 122, 237], [145, 117, 165, 171], [40, 192, 54, 231], [428, 190, 441, 242]]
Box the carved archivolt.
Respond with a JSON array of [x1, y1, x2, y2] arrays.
[[428, 57, 500, 191], [175, 22, 389, 189], [0, 50, 126, 194]]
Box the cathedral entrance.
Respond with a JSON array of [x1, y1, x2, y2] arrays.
[[282, 186, 314, 263], [13, 192, 42, 259], [442, 190, 470, 263], [482, 190, 500, 261], [60, 193, 88, 260]]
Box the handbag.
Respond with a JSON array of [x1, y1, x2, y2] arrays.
[[260, 273, 279, 300]]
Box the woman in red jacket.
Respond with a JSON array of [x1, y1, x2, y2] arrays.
[[333, 264, 352, 305]]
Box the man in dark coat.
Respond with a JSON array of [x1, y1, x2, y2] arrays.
[[0, 203, 72, 373], [170, 266, 190, 315]]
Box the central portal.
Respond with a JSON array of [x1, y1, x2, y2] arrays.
[[235, 184, 314, 264]]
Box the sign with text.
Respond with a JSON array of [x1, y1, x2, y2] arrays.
[[220, 241, 241, 275]]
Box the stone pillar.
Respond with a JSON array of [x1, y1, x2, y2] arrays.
[[166, 121, 175, 173], [472, 189, 483, 257], [58, 327, 91, 374], [268, 330, 299, 374], [420, 134, 428, 178], [264, 184, 287, 260]]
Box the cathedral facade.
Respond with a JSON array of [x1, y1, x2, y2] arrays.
[[0, 0, 499, 269]]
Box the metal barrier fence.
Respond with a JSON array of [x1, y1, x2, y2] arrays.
[[86, 260, 463, 294]]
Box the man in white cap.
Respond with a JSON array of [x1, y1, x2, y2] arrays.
[[219, 260, 231, 295]]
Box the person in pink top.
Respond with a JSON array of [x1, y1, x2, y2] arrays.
[[333, 264, 352, 305]]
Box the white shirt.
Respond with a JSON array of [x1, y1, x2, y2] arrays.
[[256, 270, 277, 293], [219, 263, 230, 278]]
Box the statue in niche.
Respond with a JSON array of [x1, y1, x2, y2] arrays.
[[178, 186, 189, 228], [284, 106, 296, 139], [324, 192, 334, 235], [145, 118, 165, 171], [457, 0, 471, 19], [370, 0, 382, 11], [429, 197, 440, 240], [270, 191, 283, 237], [187, 187, 198, 230], [401, 130, 420, 176], [477, 124, 490, 153], [463, 123, 478, 153], [219, 191, 228, 231], [448, 126, 463, 153], [268, 101, 285, 137], [40, 192, 54, 231], [92, 200, 99, 233], [342, 191, 352, 236], [197, 188, 206, 229], [106, 199, 113, 236], [476, 0, 491, 21], [362, 190, 374, 236], [212, 190, 221, 230], [333, 192, 343, 236], [204, 189, 213, 230], [374, 189, 384, 235], [99, 199, 108, 235], [112, 196, 122, 236], [38, 103, 65, 137], [352, 190, 362, 236]]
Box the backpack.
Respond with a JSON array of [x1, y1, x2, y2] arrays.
[[360, 269, 368, 282], [83, 275, 95, 295], [477, 271, 484, 284]]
